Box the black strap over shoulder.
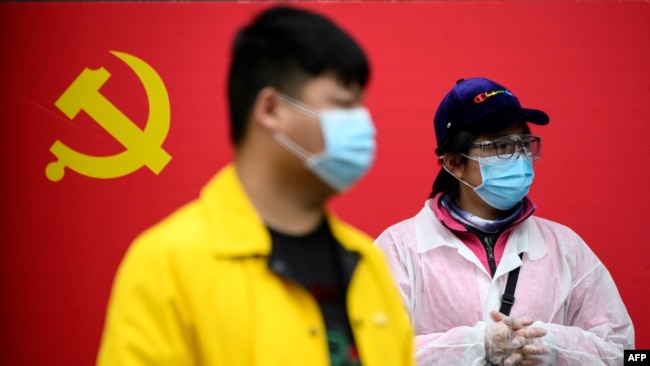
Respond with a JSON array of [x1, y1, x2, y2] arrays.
[[499, 253, 524, 316]]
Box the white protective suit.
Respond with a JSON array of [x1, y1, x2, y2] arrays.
[[375, 195, 634, 365]]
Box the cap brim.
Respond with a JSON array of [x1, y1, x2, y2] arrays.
[[469, 107, 549, 135], [519, 108, 550, 125]]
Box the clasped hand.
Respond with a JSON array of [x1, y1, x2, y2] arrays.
[[485, 310, 550, 365]]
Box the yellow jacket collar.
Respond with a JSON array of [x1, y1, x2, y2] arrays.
[[200, 164, 271, 258], [200, 164, 363, 258]]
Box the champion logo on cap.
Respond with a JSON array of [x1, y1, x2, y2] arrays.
[[474, 89, 514, 103]]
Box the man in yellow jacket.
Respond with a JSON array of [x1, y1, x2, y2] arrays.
[[97, 5, 414, 366]]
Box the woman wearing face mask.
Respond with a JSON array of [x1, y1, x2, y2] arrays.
[[375, 77, 634, 366]]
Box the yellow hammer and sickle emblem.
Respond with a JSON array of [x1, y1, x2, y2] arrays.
[[46, 51, 171, 182]]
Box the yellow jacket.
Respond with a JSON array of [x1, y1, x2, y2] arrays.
[[97, 164, 414, 366]]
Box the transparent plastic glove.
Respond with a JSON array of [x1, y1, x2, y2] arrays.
[[485, 312, 528, 364], [485, 311, 549, 365], [503, 337, 549, 366]]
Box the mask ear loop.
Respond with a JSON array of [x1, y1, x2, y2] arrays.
[[440, 154, 479, 190], [272, 131, 315, 164], [439, 155, 452, 175], [276, 93, 320, 119], [273, 93, 321, 166]]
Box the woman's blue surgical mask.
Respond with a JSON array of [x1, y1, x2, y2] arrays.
[[444, 154, 534, 210], [274, 93, 376, 192]]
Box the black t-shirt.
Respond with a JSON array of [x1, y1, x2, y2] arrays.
[[268, 221, 360, 366]]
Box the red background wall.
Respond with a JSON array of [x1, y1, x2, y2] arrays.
[[1, 2, 648, 365]]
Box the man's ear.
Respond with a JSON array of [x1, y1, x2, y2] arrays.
[[251, 86, 281, 131]]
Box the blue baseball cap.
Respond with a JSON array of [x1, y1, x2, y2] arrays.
[[433, 77, 549, 150]]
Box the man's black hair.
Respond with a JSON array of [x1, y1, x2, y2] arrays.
[[227, 5, 370, 145]]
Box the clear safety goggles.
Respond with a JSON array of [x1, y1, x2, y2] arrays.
[[467, 134, 542, 161]]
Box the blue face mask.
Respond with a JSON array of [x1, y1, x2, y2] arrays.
[[446, 155, 534, 210], [274, 94, 376, 192]]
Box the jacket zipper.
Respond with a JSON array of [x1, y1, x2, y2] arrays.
[[470, 229, 497, 277], [484, 235, 497, 278]]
